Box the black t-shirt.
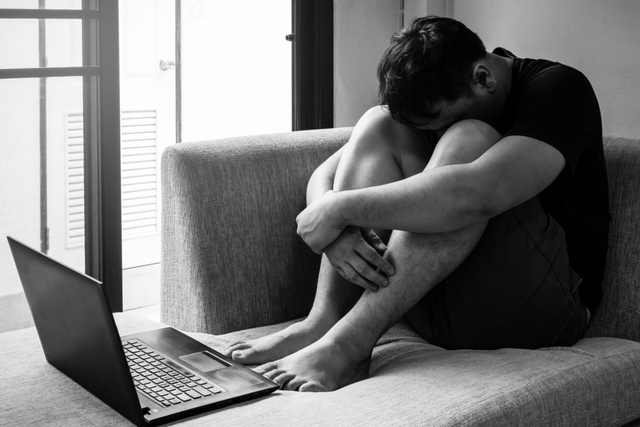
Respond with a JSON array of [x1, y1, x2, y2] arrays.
[[495, 48, 610, 312], [429, 48, 610, 312]]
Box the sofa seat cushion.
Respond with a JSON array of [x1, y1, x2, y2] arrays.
[[189, 318, 640, 427], [4, 313, 639, 426]]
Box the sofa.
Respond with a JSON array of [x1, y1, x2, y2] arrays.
[[3, 130, 638, 427], [158, 128, 640, 426]]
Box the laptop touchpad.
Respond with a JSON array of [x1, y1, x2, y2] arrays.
[[180, 351, 229, 373]]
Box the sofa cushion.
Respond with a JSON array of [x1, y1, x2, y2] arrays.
[[161, 128, 351, 334], [4, 314, 639, 426], [190, 317, 640, 426], [586, 137, 640, 342]]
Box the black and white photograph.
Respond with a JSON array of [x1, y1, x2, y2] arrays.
[[1, 1, 639, 426]]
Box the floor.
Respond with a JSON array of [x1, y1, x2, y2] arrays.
[[127, 303, 161, 323]]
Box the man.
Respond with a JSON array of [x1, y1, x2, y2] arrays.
[[224, 16, 610, 392]]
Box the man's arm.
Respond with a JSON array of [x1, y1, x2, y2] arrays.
[[305, 143, 394, 290], [297, 134, 566, 252]]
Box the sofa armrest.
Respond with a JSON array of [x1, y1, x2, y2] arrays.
[[586, 136, 640, 342], [160, 128, 351, 334]]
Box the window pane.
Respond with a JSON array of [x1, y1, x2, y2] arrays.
[[47, 18, 83, 67], [0, 76, 84, 333], [0, 18, 83, 69], [0, 80, 41, 312], [0, 19, 38, 68], [0, 0, 81, 9], [181, 0, 292, 141], [0, 0, 38, 7], [46, 77, 84, 264]]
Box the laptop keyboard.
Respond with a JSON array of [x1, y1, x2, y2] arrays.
[[123, 340, 225, 408]]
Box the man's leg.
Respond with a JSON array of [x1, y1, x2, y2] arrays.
[[407, 194, 589, 350], [224, 107, 432, 364], [255, 120, 504, 391]]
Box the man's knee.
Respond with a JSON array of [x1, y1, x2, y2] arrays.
[[335, 108, 408, 190], [354, 107, 425, 152], [351, 107, 397, 152], [427, 119, 502, 169], [349, 107, 432, 178]]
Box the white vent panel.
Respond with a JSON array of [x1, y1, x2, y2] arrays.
[[121, 110, 159, 237], [65, 109, 159, 248]]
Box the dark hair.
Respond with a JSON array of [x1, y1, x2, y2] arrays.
[[377, 16, 486, 126]]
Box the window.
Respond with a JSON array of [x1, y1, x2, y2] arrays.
[[0, 1, 122, 332], [0, 0, 333, 332], [179, 0, 293, 142], [119, 0, 299, 313]]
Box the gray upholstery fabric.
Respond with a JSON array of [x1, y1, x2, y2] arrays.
[[157, 129, 640, 426], [586, 137, 640, 341], [3, 314, 640, 426], [162, 131, 640, 340], [1, 314, 164, 427], [189, 317, 640, 427], [161, 128, 350, 334]]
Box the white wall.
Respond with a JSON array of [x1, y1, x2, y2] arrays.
[[448, 0, 639, 139], [333, 0, 455, 127], [333, 0, 402, 127], [334, 0, 640, 138]]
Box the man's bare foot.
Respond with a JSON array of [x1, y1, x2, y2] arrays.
[[254, 335, 370, 392], [224, 318, 332, 365]]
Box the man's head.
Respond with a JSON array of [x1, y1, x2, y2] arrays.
[[377, 16, 488, 128]]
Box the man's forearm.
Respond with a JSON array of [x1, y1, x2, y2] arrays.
[[333, 164, 494, 234]]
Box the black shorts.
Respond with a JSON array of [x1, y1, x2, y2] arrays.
[[406, 197, 589, 350]]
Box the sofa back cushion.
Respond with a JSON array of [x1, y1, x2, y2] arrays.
[[161, 128, 351, 334], [586, 136, 640, 342]]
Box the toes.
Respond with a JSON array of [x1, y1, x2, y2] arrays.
[[227, 344, 270, 365], [254, 361, 279, 375], [230, 347, 259, 363], [299, 381, 329, 393], [286, 377, 307, 392], [224, 341, 250, 356], [272, 372, 296, 389], [263, 369, 286, 382]]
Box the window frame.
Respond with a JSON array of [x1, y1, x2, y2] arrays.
[[0, 1, 123, 312], [1, 0, 332, 317], [292, 0, 334, 130]]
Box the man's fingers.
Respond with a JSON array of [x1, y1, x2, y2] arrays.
[[356, 244, 395, 277], [357, 228, 395, 276], [361, 228, 387, 254], [336, 265, 379, 292], [324, 226, 394, 291], [347, 257, 389, 289]]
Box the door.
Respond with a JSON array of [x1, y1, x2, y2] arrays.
[[119, 0, 292, 311], [120, 0, 175, 271]]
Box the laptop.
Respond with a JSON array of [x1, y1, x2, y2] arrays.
[[7, 236, 279, 426]]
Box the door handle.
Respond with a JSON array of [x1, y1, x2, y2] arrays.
[[159, 59, 175, 71]]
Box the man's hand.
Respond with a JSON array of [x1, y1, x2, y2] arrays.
[[324, 226, 395, 292], [296, 190, 345, 253]]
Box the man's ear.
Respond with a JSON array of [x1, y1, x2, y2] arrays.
[[472, 63, 497, 93]]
